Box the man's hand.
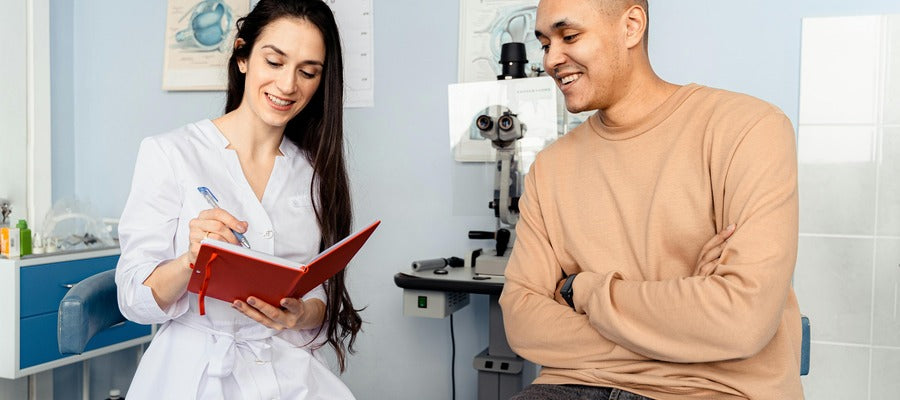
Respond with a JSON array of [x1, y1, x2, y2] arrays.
[[550, 224, 736, 308], [695, 224, 736, 276], [554, 277, 568, 306]]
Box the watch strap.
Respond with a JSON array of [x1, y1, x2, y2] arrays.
[[561, 273, 577, 309]]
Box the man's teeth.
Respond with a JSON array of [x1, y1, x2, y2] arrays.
[[560, 74, 580, 85], [267, 94, 293, 106]]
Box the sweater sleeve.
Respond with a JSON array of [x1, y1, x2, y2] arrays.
[[499, 162, 649, 369], [573, 111, 799, 363]]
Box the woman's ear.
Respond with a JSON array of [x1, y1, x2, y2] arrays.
[[234, 38, 248, 73], [238, 58, 248, 74]]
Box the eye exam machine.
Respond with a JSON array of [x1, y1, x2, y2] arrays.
[[467, 99, 524, 277], [395, 41, 560, 400]]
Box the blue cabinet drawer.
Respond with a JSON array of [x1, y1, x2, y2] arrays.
[[19, 255, 120, 318], [19, 312, 151, 369]]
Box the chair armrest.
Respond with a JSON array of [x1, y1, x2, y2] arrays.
[[57, 269, 126, 354], [801, 314, 810, 376]]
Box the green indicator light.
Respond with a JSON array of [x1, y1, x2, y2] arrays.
[[418, 296, 427, 308]]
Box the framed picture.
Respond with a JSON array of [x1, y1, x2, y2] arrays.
[[457, 0, 541, 83], [162, 0, 250, 91]]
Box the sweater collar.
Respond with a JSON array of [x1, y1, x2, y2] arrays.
[[588, 83, 702, 141]]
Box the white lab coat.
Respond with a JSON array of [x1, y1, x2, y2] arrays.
[[115, 120, 355, 400]]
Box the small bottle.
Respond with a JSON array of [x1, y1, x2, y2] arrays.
[[105, 389, 124, 400], [32, 232, 44, 255], [0, 225, 8, 256], [6, 225, 19, 258], [16, 220, 31, 256], [45, 236, 59, 253], [0, 202, 9, 256]]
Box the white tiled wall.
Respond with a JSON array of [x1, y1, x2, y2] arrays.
[[797, 15, 900, 399], [795, 237, 874, 344], [802, 343, 869, 399]]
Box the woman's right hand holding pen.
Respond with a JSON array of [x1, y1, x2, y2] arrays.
[[186, 208, 249, 265], [143, 209, 248, 311]]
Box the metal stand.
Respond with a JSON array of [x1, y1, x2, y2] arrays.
[[26, 370, 53, 400], [473, 295, 534, 400], [394, 271, 534, 400]]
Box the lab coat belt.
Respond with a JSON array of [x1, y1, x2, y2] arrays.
[[174, 318, 274, 375], [173, 318, 281, 400]]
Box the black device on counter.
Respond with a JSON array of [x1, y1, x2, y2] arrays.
[[411, 256, 464, 272], [468, 229, 511, 257]]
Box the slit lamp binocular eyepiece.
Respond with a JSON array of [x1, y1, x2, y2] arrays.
[[476, 109, 525, 146]]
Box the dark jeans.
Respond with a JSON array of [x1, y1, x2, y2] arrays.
[[510, 384, 655, 400]]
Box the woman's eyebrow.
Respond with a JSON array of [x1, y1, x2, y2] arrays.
[[261, 44, 323, 66]]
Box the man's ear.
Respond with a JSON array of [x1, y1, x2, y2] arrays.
[[622, 5, 647, 49]]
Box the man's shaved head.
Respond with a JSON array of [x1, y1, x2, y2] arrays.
[[594, 0, 649, 46], [593, 0, 648, 15]]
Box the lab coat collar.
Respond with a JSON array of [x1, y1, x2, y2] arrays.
[[277, 135, 301, 159], [196, 119, 301, 160]]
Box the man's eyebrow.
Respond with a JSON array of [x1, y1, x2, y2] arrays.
[[535, 19, 574, 39], [261, 44, 324, 66]]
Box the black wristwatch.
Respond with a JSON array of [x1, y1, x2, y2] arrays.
[[560, 273, 577, 309]]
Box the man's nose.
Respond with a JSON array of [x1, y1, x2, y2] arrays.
[[544, 45, 566, 75]]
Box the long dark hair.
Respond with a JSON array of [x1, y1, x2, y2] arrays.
[[225, 0, 362, 372]]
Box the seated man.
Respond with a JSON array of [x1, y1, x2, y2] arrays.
[[498, 0, 803, 399]]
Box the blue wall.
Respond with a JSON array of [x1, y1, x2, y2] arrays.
[[48, 1, 900, 399], [650, 0, 900, 125]]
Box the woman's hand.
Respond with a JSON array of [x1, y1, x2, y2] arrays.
[[144, 207, 246, 309], [694, 224, 736, 276], [233, 296, 326, 331], [187, 208, 248, 265]]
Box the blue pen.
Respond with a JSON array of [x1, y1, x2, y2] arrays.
[[197, 186, 251, 248]]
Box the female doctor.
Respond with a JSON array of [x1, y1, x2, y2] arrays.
[[115, 0, 362, 398]]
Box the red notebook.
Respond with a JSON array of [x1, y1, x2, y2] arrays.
[[187, 220, 380, 314]]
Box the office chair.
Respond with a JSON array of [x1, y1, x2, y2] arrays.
[[801, 315, 810, 376], [57, 269, 126, 354]]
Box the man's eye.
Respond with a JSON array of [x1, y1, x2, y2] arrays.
[[563, 34, 579, 42]]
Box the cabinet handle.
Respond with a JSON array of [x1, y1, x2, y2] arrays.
[[61, 283, 75, 289]]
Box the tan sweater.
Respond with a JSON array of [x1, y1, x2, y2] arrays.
[[499, 84, 803, 399]]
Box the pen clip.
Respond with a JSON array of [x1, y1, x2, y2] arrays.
[[197, 186, 218, 202]]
